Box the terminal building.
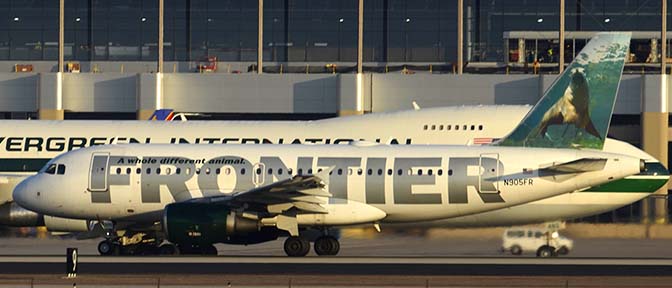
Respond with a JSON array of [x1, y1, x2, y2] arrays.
[[0, 0, 669, 223]]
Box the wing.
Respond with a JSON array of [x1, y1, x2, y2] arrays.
[[179, 167, 339, 236], [230, 167, 334, 214]]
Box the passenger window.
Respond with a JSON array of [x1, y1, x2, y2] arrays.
[[387, 169, 392, 175], [308, 168, 313, 174], [418, 169, 423, 176], [146, 168, 151, 174], [527, 231, 533, 237], [57, 165, 66, 175], [439, 125, 444, 130], [348, 168, 352, 175], [367, 169, 372, 175], [126, 168, 131, 174], [447, 125, 451, 131], [471, 125, 475, 130], [377, 169, 383, 175], [338, 169, 343, 175], [195, 168, 201, 175], [535, 232, 544, 238], [448, 169, 453, 176], [136, 168, 141, 174], [431, 125, 436, 130], [463, 125, 467, 130], [216, 168, 221, 175], [298, 168, 303, 175], [176, 168, 181, 175], [428, 169, 433, 175], [116, 168, 121, 175], [288, 168, 293, 175], [278, 169, 283, 175], [397, 169, 402, 175], [478, 125, 483, 130], [166, 167, 172, 175], [268, 168, 273, 175], [256, 168, 262, 175], [206, 168, 212, 175], [241, 168, 246, 175], [357, 168, 363, 175], [438, 169, 443, 176], [156, 168, 161, 174], [186, 168, 191, 175], [423, 125, 428, 130], [455, 125, 460, 130]]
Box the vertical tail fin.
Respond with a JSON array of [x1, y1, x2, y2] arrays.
[[496, 32, 631, 149]]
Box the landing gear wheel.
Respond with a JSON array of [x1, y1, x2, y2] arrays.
[[284, 236, 310, 257], [510, 245, 522, 256], [314, 236, 340, 256], [557, 246, 569, 255], [536, 245, 556, 258], [202, 244, 218, 256], [159, 243, 179, 255], [98, 240, 119, 256]]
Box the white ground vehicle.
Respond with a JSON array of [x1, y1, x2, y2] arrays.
[[502, 228, 574, 257]]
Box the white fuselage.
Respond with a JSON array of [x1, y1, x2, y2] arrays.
[[15, 144, 644, 226]]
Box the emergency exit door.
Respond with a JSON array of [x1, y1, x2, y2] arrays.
[[89, 153, 110, 192]]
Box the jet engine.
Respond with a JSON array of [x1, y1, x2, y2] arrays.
[[0, 202, 44, 226], [163, 202, 279, 245]]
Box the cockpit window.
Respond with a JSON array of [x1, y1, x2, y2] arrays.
[[57, 165, 66, 175], [45, 164, 57, 175]]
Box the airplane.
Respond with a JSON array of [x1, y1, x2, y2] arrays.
[[13, 32, 645, 256], [0, 33, 663, 235]]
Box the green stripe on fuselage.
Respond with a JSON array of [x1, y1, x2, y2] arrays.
[[584, 178, 668, 193]]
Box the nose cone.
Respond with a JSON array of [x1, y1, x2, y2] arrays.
[[13, 178, 39, 214]]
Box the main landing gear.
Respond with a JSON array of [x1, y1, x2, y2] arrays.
[[283, 235, 340, 257]]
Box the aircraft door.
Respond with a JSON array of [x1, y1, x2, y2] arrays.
[[479, 153, 500, 193], [253, 163, 265, 187], [89, 153, 110, 192]]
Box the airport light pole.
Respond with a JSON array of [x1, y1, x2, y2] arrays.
[[558, 0, 564, 73], [662, 0, 667, 75], [457, 0, 463, 74], [655, 0, 669, 224], [158, 0, 164, 74], [258, 0, 263, 74], [58, 0, 64, 74], [357, 0, 364, 74]]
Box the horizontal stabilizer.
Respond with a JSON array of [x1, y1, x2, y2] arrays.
[[541, 158, 607, 173]]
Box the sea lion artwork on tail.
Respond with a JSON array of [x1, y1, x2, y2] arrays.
[[537, 67, 601, 140], [496, 32, 631, 150]]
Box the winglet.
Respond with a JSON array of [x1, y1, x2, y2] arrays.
[[496, 32, 631, 149], [412, 101, 421, 110]]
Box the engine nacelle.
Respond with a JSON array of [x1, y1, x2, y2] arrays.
[[43, 215, 90, 232], [0, 202, 43, 226], [164, 202, 278, 245]]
